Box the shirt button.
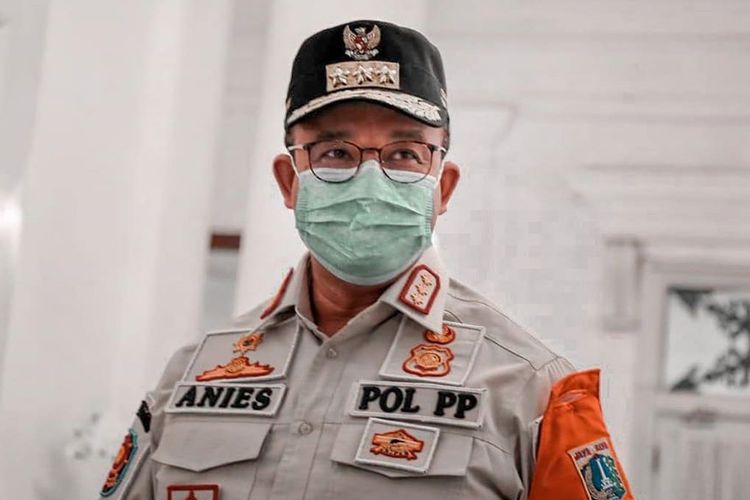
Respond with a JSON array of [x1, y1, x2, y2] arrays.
[[326, 347, 338, 359], [297, 421, 313, 435]]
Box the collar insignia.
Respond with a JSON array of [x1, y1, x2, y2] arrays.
[[399, 264, 441, 315], [343, 24, 381, 60]]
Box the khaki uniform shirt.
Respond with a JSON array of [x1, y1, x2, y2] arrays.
[[99, 247, 574, 500]]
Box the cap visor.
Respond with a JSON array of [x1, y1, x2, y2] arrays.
[[286, 88, 445, 128]]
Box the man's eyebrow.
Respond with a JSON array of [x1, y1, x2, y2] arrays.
[[390, 129, 426, 141], [315, 130, 351, 141]]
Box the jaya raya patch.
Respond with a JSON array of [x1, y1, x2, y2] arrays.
[[568, 438, 628, 500]]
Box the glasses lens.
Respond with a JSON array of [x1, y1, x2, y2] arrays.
[[309, 141, 360, 182], [381, 142, 432, 183]]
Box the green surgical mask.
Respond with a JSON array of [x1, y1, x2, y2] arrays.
[[295, 160, 437, 286]]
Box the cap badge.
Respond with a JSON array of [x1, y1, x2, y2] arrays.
[[370, 428, 424, 460], [343, 24, 381, 60], [195, 332, 274, 382]]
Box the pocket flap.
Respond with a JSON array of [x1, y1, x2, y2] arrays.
[[331, 423, 472, 478], [152, 419, 271, 472]]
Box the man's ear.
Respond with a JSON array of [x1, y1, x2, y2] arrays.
[[437, 161, 460, 215], [273, 153, 297, 209]]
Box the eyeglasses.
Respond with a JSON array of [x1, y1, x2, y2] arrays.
[[287, 140, 447, 184]]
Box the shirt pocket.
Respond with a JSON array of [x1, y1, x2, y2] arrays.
[[151, 418, 271, 500], [328, 423, 472, 497]]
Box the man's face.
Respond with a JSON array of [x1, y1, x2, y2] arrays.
[[273, 101, 461, 228]]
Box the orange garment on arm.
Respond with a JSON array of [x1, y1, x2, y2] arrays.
[[528, 368, 634, 500]]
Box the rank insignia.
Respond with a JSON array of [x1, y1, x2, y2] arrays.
[[398, 264, 441, 315], [568, 438, 628, 500], [355, 418, 439, 473], [371, 428, 424, 460], [182, 324, 300, 383], [167, 484, 219, 500], [402, 344, 454, 377], [100, 429, 138, 497], [196, 332, 274, 382], [325, 61, 400, 92], [343, 24, 381, 60]]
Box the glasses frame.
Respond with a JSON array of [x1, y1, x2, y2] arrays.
[[287, 139, 447, 184]]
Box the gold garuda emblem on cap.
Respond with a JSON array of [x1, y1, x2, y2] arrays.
[[343, 24, 381, 60]]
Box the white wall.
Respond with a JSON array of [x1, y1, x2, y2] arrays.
[[0, 1, 231, 497], [425, 1, 750, 494]]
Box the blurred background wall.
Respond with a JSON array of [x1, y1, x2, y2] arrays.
[[0, 1, 748, 498]]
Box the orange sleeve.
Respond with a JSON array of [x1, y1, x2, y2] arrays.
[[528, 368, 634, 500]]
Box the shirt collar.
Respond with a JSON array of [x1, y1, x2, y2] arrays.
[[246, 246, 449, 334]]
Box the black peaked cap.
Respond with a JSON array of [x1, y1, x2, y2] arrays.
[[285, 20, 448, 129]]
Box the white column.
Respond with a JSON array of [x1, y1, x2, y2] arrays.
[[0, 1, 230, 497], [0, 0, 49, 396], [235, 0, 428, 314]]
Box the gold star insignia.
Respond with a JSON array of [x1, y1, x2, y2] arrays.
[[354, 64, 374, 84], [377, 65, 397, 85], [329, 66, 350, 88]]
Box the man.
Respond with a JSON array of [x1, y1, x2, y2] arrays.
[[98, 20, 632, 500]]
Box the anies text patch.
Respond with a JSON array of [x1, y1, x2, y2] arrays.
[[166, 383, 286, 416]]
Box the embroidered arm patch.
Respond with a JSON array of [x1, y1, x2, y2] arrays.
[[99, 397, 153, 498]]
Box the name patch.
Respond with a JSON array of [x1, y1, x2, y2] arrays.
[[166, 383, 286, 416], [349, 380, 486, 429]]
